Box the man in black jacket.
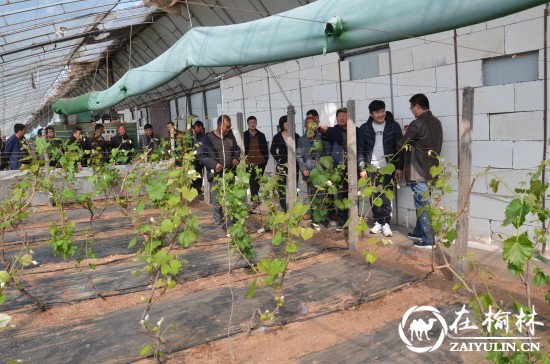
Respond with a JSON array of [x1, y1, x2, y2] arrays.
[[357, 100, 404, 238], [319, 107, 358, 231], [68, 126, 86, 169], [398, 93, 443, 249], [191, 120, 206, 194], [270, 115, 300, 212], [197, 115, 240, 231], [243, 115, 269, 210], [110, 124, 135, 164], [43, 126, 63, 167]]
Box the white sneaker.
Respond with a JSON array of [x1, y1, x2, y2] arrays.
[[381, 223, 393, 237], [370, 222, 382, 234]]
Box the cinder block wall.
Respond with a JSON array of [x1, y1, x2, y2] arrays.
[[216, 5, 550, 246]]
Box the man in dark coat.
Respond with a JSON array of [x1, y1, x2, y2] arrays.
[[110, 124, 135, 164], [270, 115, 300, 212], [191, 120, 206, 194], [319, 107, 358, 231], [197, 115, 241, 231], [243, 115, 269, 210], [357, 100, 404, 238]]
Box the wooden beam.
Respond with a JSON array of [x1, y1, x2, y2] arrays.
[[287, 105, 297, 211], [347, 100, 359, 251], [455, 87, 474, 276]]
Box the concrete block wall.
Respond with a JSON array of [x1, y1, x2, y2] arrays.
[[211, 5, 549, 247]]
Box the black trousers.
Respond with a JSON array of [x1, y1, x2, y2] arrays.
[[275, 165, 299, 212], [192, 161, 204, 193]]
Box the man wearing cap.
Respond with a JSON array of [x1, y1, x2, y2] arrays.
[[243, 115, 269, 210]]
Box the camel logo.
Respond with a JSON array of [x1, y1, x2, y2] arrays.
[[398, 305, 448, 353]]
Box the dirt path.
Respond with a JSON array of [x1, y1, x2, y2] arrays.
[[164, 246, 550, 364], [2, 202, 548, 364]]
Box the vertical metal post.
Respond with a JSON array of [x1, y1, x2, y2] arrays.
[[287, 105, 297, 211], [346, 101, 359, 251], [455, 87, 474, 277], [203, 165, 210, 204]]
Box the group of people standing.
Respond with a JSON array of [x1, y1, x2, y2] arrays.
[[195, 93, 442, 249], [0, 92, 441, 248]]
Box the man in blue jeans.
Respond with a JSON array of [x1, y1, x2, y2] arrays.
[[398, 94, 443, 249]]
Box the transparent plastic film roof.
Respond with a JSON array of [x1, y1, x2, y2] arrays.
[[1, 0, 549, 138], [0, 0, 152, 136]]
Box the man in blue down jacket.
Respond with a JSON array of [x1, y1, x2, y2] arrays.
[[4, 123, 28, 170], [357, 100, 404, 238]]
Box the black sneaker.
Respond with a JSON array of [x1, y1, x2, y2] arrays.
[[413, 241, 435, 250], [407, 232, 423, 242], [335, 224, 344, 232]]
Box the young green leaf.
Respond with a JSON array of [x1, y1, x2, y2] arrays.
[[379, 163, 395, 176], [364, 251, 377, 264], [128, 237, 137, 249], [245, 278, 257, 299], [160, 219, 175, 233], [502, 233, 533, 271], [0, 271, 9, 284], [503, 198, 531, 229], [533, 268, 549, 287], [140, 343, 153, 357], [181, 187, 198, 202], [136, 199, 146, 213], [286, 243, 297, 253], [272, 232, 284, 246], [301, 227, 313, 240]]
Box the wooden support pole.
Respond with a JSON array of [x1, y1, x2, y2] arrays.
[[203, 164, 210, 204], [287, 105, 297, 211], [455, 87, 474, 277], [347, 100, 359, 252], [236, 112, 245, 158]]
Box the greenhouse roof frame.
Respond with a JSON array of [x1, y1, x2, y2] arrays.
[[0, 0, 312, 136]]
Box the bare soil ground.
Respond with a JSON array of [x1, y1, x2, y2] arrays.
[[161, 243, 550, 364], [3, 203, 549, 363]]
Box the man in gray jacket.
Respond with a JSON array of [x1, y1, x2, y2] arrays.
[[197, 115, 240, 232], [398, 93, 443, 249]]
